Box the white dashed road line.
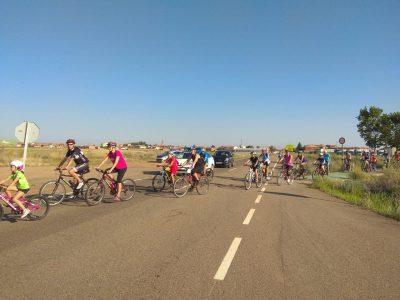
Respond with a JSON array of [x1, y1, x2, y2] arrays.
[[228, 168, 237, 172], [255, 195, 262, 204], [243, 209, 256, 225], [214, 237, 242, 281], [134, 178, 143, 181]]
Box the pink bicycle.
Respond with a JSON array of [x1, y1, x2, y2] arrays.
[[0, 186, 49, 221]]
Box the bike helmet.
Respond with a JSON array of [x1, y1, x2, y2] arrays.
[[251, 151, 256, 155], [191, 145, 196, 150], [107, 141, 117, 147], [66, 138, 75, 144], [10, 160, 24, 171], [201, 148, 206, 152]]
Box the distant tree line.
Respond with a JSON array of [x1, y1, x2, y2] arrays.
[[357, 106, 400, 150]]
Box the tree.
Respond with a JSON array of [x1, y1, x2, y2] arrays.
[[269, 145, 277, 153], [296, 142, 304, 152], [356, 106, 384, 150], [389, 112, 400, 148]]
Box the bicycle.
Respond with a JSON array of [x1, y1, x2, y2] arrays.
[[173, 165, 210, 198], [260, 163, 272, 183], [277, 164, 294, 186], [39, 169, 98, 206], [342, 158, 354, 172], [85, 169, 136, 206], [311, 163, 327, 179], [293, 162, 308, 180], [244, 166, 263, 190], [0, 186, 49, 221], [152, 166, 184, 192]]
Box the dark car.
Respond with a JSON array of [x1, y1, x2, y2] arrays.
[[213, 150, 234, 168]]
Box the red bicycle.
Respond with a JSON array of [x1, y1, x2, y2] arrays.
[[84, 169, 136, 205]]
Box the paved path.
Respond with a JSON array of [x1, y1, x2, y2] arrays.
[[1, 163, 399, 299]]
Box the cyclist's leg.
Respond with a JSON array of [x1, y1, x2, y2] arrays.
[[115, 168, 127, 199], [14, 190, 29, 210], [70, 163, 88, 186]]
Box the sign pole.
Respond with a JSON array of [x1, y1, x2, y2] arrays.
[[22, 122, 29, 164], [342, 143, 344, 169]]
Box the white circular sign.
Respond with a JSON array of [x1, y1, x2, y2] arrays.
[[339, 137, 345, 145]]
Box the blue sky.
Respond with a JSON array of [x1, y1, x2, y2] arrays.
[[0, 0, 399, 147]]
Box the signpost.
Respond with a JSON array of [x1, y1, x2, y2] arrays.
[[15, 122, 40, 164], [339, 137, 345, 170]]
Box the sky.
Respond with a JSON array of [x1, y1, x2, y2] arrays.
[[0, 0, 399, 147]]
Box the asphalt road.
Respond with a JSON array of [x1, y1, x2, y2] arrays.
[[1, 163, 399, 299]]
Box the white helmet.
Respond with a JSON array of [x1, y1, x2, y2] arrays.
[[10, 160, 24, 171]]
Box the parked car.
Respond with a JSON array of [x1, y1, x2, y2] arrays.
[[156, 150, 181, 163], [213, 150, 234, 168]]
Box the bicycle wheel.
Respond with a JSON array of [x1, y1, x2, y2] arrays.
[[152, 174, 166, 192], [80, 178, 98, 198], [256, 174, 263, 188], [196, 177, 210, 195], [39, 181, 66, 206], [277, 171, 284, 186], [85, 181, 105, 206], [27, 197, 49, 220], [244, 173, 252, 190], [120, 179, 136, 201], [206, 169, 214, 181], [288, 172, 295, 185], [173, 176, 190, 198], [0, 204, 3, 220]]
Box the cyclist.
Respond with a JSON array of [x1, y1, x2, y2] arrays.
[[244, 152, 259, 182], [183, 146, 204, 187], [361, 151, 370, 171], [278, 149, 294, 183], [0, 160, 31, 218], [382, 150, 389, 167], [57, 139, 89, 190], [369, 152, 377, 171], [199, 148, 210, 174], [396, 150, 400, 162], [322, 149, 331, 174], [314, 153, 326, 174], [157, 151, 178, 184], [259, 148, 271, 180], [344, 151, 352, 170], [295, 151, 308, 177], [97, 141, 128, 201]]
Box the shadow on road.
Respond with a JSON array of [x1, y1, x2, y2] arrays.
[[265, 191, 312, 199]]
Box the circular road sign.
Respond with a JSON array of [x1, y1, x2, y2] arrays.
[[339, 137, 346, 145]]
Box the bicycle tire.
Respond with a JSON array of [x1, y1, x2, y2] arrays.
[[0, 204, 3, 220], [206, 169, 214, 181], [27, 197, 49, 220], [277, 171, 284, 186], [196, 177, 210, 195], [256, 175, 263, 188], [39, 181, 66, 206], [288, 172, 295, 185], [85, 181, 105, 206], [244, 173, 252, 190], [173, 176, 190, 198], [80, 178, 98, 198], [152, 174, 166, 192], [120, 179, 136, 201]]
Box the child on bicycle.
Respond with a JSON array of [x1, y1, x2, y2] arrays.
[[97, 141, 128, 201], [314, 153, 326, 174], [259, 148, 271, 179], [278, 149, 294, 183], [0, 160, 31, 218], [244, 152, 259, 182], [157, 151, 178, 183], [295, 151, 308, 176]]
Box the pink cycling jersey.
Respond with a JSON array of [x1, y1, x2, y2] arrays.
[[284, 154, 294, 166], [108, 150, 128, 169]]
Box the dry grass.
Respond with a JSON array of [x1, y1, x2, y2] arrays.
[[0, 147, 162, 167]]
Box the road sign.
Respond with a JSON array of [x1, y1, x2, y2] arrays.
[[15, 122, 40, 164], [15, 122, 40, 143], [339, 137, 345, 145]]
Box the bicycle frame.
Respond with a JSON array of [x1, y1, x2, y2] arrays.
[[0, 193, 40, 213], [55, 170, 85, 190]]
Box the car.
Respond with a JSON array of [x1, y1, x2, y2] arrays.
[[175, 151, 215, 173], [213, 150, 234, 168], [156, 150, 181, 163]]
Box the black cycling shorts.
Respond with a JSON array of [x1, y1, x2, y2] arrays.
[[112, 168, 127, 183], [191, 166, 203, 175], [74, 163, 89, 174], [18, 188, 30, 194]]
